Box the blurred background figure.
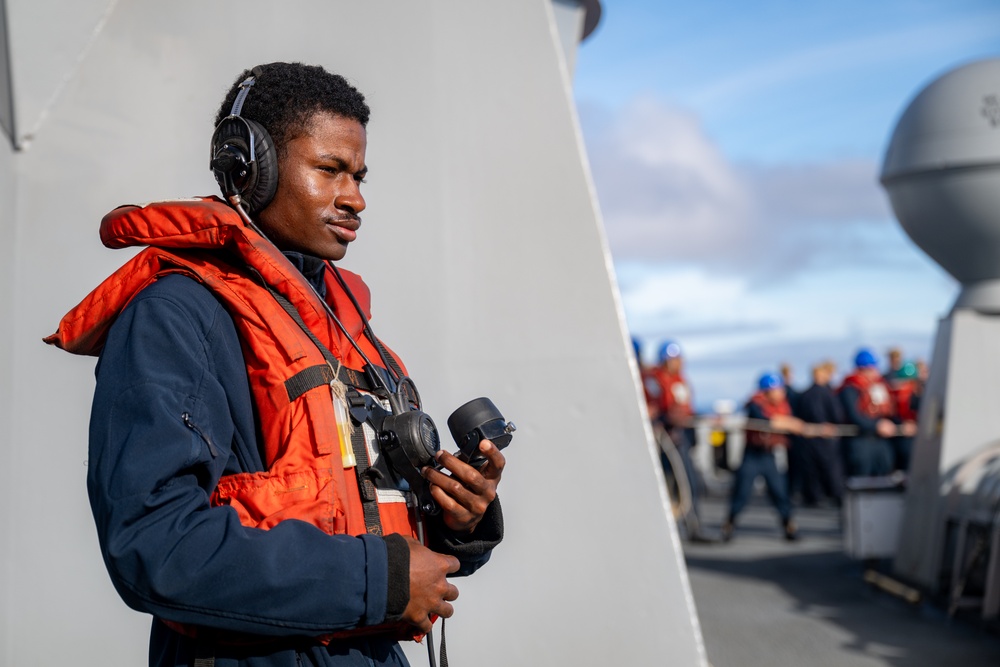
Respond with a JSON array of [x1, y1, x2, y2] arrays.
[[632, 336, 659, 419], [795, 360, 846, 507], [839, 348, 898, 477], [887, 360, 921, 472], [781, 361, 808, 504], [884, 346, 904, 381], [722, 372, 802, 542], [780, 362, 800, 411], [650, 340, 706, 540]]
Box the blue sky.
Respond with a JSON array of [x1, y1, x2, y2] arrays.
[[574, 0, 1000, 409]]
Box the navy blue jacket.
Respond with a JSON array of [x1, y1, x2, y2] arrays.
[[796, 383, 845, 427], [839, 385, 881, 438], [89, 260, 501, 667]]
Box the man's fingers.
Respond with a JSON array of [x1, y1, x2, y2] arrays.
[[428, 483, 461, 515], [424, 462, 486, 502], [404, 542, 463, 631], [478, 440, 506, 478], [432, 451, 487, 490], [432, 572, 460, 621], [422, 441, 504, 534], [425, 469, 494, 516], [436, 601, 455, 619]]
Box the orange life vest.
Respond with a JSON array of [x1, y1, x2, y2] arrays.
[[840, 371, 892, 421], [651, 369, 693, 425], [46, 197, 420, 639], [745, 392, 792, 449]]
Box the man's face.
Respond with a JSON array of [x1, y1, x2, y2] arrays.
[[889, 351, 902, 370], [665, 357, 682, 375], [766, 387, 786, 404], [257, 111, 368, 261]]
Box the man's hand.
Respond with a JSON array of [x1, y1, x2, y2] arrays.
[[800, 422, 840, 438], [876, 418, 897, 438], [819, 423, 841, 438], [422, 439, 505, 534], [403, 537, 460, 633], [771, 414, 804, 435]]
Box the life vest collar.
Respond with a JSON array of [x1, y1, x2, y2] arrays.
[[103, 196, 373, 320], [47, 198, 374, 358]]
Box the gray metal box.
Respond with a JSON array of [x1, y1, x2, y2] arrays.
[[844, 480, 906, 559]]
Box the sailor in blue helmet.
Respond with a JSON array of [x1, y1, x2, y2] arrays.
[[838, 348, 897, 477], [649, 340, 706, 540], [722, 372, 804, 542]]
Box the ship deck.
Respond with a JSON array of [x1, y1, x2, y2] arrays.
[[683, 489, 1000, 667]]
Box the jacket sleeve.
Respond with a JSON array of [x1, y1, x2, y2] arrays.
[[746, 401, 767, 421], [839, 385, 878, 437], [88, 275, 399, 637], [826, 387, 847, 425], [426, 498, 503, 577]]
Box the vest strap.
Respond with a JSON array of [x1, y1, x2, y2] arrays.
[[285, 363, 378, 402], [348, 413, 384, 536]]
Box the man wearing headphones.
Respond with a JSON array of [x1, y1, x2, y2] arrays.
[[47, 63, 505, 666]]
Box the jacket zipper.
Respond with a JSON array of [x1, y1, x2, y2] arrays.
[[181, 412, 220, 458]]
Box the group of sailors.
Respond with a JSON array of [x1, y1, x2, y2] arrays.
[[634, 339, 925, 542]]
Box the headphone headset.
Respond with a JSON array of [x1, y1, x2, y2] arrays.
[[209, 66, 279, 215]]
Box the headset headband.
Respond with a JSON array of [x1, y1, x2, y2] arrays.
[[227, 76, 257, 162], [230, 76, 256, 117]]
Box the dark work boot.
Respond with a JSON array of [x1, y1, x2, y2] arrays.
[[720, 518, 735, 542], [783, 518, 799, 542]]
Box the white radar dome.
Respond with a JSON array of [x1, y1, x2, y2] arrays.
[[881, 58, 1000, 311]]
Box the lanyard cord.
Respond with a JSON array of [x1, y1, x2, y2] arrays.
[[326, 260, 402, 384]]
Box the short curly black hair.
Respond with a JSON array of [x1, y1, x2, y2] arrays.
[[214, 62, 370, 156]]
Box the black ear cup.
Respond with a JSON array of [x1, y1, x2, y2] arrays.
[[239, 117, 278, 214], [210, 115, 278, 215]]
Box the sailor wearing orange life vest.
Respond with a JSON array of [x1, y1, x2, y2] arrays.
[[649, 341, 704, 529], [839, 348, 902, 477], [45, 63, 505, 667], [887, 360, 921, 472], [651, 341, 695, 433], [721, 372, 802, 542]]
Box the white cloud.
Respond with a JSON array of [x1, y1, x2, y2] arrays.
[[585, 95, 959, 407], [588, 98, 753, 260], [622, 260, 956, 406], [622, 266, 746, 320], [583, 95, 910, 279]]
